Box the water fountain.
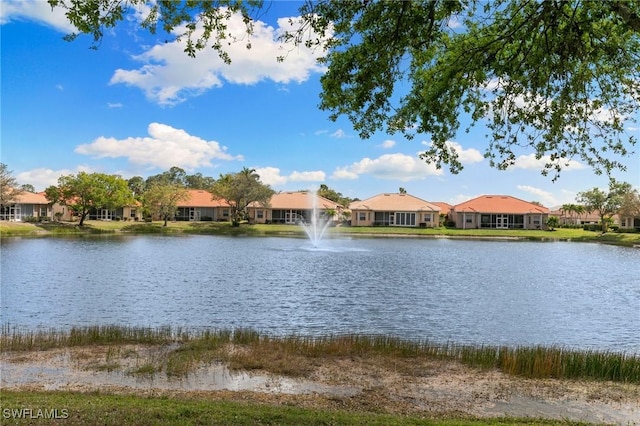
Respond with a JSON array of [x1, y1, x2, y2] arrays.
[[298, 191, 333, 248]]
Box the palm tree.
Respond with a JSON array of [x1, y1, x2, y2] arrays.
[[574, 204, 586, 225], [560, 204, 572, 225]]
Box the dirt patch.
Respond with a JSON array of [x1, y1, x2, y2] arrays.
[[2, 346, 639, 424]]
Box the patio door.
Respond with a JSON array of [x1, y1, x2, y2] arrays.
[[99, 209, 113, 220], [496, 214, 509, 229], [10, 205, 21, 221], [285, 212, 296, 224]]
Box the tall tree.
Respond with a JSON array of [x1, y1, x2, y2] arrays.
[[45, 172, 134, 226], [143, 182, 189, 227], [618, 187, 640, 221], [127, 176, 146, 198], [576, 182, 633, 232], [210, 168, 274, 226], [49, 1, 640, 180], [185, 172, 217, 190], [317, 184, 353, 207], [20, 184, 36, 193], [145, 167, 188, 187], [0, 163, 23, 204]]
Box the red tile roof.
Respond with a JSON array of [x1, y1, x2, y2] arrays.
[[180, 190, 230, 208], [432, 201, 452, 212], [13, 192, 50, 204], [265, 191, 341, 210], [453, 195, 549, 214], [349, 193, 440, 212]]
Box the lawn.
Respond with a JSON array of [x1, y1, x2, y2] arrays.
[[2, 220, 639, 246], [0, 391, 567, 426]]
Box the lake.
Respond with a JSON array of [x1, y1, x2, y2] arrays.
[[1, 235, 638, 353]]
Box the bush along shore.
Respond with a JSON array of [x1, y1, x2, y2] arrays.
[[2, 325, 639, 383], [1, 220, 640, 247]]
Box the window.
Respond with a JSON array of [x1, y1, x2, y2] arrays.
[[39, 207, 47, 216], [130, 209, 137, 218], [395, 212, 416, 226], [222, 209, 229, 217], [423, 214, 431, 222], [257, 210, 264, 219], [359, 212, 366, 221], [466, 217, 473, 223]]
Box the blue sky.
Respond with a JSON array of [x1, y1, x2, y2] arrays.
[[1, 1, 638, 207]]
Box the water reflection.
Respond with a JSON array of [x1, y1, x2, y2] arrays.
[[1, 235, 639, 353]]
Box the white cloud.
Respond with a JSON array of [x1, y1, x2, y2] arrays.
[[110, 11, 328, 105], [254, 167, 325, 186], [380, 139, 396, 149], [332, 153, 443, 182], [331, 168, 359, 180], [0, 0, 77, 32], [448, 193, 480, 206], [254, 167, 288, 186], [516, 185, 557, 207], [107, 102, 123, 108], [290, 170, 326, 182], [16, 166, 92, 192], [421, 140, 484, 165], [330, 129, 349, 138], [512, 154, 585, 171], [74, 123, 243, 170]]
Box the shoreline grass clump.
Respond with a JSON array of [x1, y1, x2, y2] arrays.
[[0, 324, 180, 351], [2, 325, 639, 384]]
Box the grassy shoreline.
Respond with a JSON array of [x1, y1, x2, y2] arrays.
[[1, 220, 639, 246], [3, 326, 638, 424], [3, 325, 639, 383]]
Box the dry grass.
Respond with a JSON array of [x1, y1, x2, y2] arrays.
[[3, 326, 638, 383]]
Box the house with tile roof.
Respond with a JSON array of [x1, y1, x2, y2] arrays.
[[451, 195, 550, 230], [248, 191, 343, 224], [431, 201, 453, 225], [50, 197, 142, 222], [0, 191, 51, 221], [174, 189, 231, 221], [619, 214, 640, 230], [549, 207, 618, 227], [349, 193, 440, 227]]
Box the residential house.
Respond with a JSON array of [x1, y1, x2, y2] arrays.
[[431, 201, 453, 226], [174, 189, 231, 221], [549, 207, 620, 227], [451, 195, 549, 230], [349, 193, 440, 227], [248, 191, 342, 224], [52, 200, 142, 222], [0, 192, 51, 221], [620, 215, 640, 230]]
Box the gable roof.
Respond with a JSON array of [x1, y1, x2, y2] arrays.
[[349, 193, 440, 212], [453, 195, 549, 214], [179, 190, 230, 208], [265, 191, 341, 210]]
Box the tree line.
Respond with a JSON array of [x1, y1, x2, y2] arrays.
[[2, 163, 638, 232], [1, 164, 355, 227]]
